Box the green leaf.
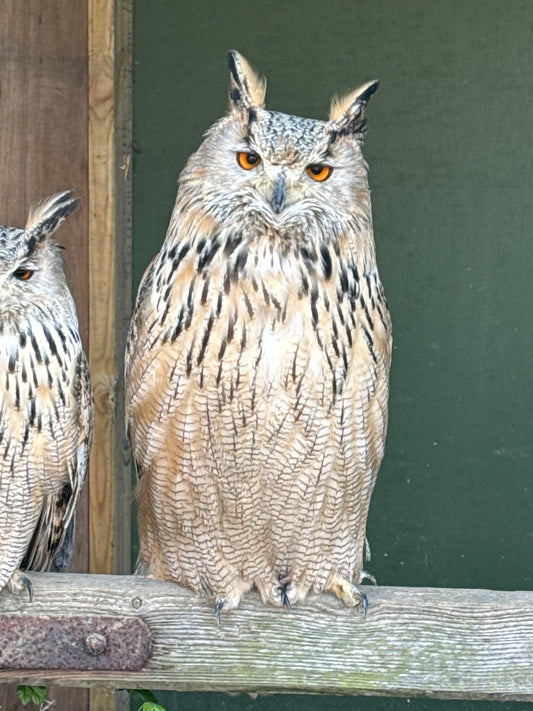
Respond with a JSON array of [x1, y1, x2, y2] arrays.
[[16, 687, 31, 705], [129, 689, 159, 704], [16, 686, 48, 706], [127, 689, 167, 711]]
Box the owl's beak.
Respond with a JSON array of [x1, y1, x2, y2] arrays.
[[270, 174, 285, 214]]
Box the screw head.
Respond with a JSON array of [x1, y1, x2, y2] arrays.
[[84, 632, 107, 656]]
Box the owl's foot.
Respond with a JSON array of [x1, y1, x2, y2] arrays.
[[258, 578, 310, 609], [269, 581, 299, 609], [279, 581, 293, 610], [214, 593, 241, 624], [214, 597, 231, 624], [7, 570, 33, 602], [213, 578, 252, 623], [328, 573, 368, 617]]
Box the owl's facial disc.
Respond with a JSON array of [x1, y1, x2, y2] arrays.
[[235, 110, 337, 220]]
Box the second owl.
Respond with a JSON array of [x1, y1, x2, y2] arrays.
[[0, 192, 93, 599], [126, 51, 392, 617]]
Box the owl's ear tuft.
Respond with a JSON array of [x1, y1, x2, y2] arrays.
[[228, 50, 267, 115], [328, 80, 378, 138], [25, 191, 79, 252]]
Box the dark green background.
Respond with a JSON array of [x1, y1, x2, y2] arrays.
[[132, 1, 533, 709]]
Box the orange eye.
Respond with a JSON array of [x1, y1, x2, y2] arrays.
[[237, 151, 261, 170], [307, 164, 333, 182], [14, 268, 34, 280]]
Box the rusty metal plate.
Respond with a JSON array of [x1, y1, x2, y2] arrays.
[[0, 615, 152, 670]]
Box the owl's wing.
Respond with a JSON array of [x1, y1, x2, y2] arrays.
[[125, 255, 157, 371], [124, 255, 158, 480], [22, 350, 93, 572], [352, 282, 392, 506]]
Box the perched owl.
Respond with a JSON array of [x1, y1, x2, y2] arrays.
[[126, 51, 391, 618], [0, 191, 93, 600]]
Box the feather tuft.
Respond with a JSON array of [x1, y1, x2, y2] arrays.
[[329, 80, 379, 122], [25, 191, 79, 247], [228, 50, 267, 111]]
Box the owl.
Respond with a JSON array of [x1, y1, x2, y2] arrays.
[[0, 191, 93, 600], [126, 51, 391, 618]]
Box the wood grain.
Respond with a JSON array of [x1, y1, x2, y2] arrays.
[[88, 0, 132, 709], [88, 0, 132, 580], [89, 0, 119, 579], [0, 1, 90, 708], [0, 573, 532, 702]]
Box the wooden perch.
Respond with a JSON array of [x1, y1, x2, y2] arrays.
[[0, 572, 532, 701]]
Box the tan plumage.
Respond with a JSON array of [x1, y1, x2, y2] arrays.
[[0, 191, 93, 598], [126, 51, 391, 616]]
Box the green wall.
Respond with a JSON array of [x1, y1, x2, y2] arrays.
[[133, 1, 533, 709]]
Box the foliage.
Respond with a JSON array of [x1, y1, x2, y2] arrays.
[[129, 688, 167, 711], [16, 686, 48, 706]]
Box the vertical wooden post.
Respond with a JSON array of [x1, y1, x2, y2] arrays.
[[88, 0, 117, 579], [88, 0, 132, 708], [88, 0, 132, 578]]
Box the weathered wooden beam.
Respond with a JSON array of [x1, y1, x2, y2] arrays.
[[0, 573, 532, 701]]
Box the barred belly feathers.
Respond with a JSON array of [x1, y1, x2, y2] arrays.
[[126, 51, 392, 617], [0, 192, 93, 599]]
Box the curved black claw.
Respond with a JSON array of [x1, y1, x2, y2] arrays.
[[357, 589, 369, 619], [278, 582, 292, 611], [21, 575, 33, 603], [214, 598, 225, 625]]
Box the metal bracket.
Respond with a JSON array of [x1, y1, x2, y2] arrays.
[[0, 615, 152, 670]]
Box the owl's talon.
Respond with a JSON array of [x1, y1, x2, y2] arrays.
[[357, 589, 369, 618], [279, 581, 292, 610], [214, 584, 244, 623], [21, 575, 33, 603], [329, 574, 369, 616], [7, 570, 33, 602], [271, 580, 305, 608], [214, 598, 225, 625]]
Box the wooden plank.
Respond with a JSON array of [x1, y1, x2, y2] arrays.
[[88, 0, 119, 578], [0, 573, 532, 702], [88, 0, 132, 575], [0, 1, 91, 709], [88, 0, 132, 709]]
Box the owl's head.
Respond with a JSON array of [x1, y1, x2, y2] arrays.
[[0, 191, 79, 319], [179, 51, 378, 245]]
